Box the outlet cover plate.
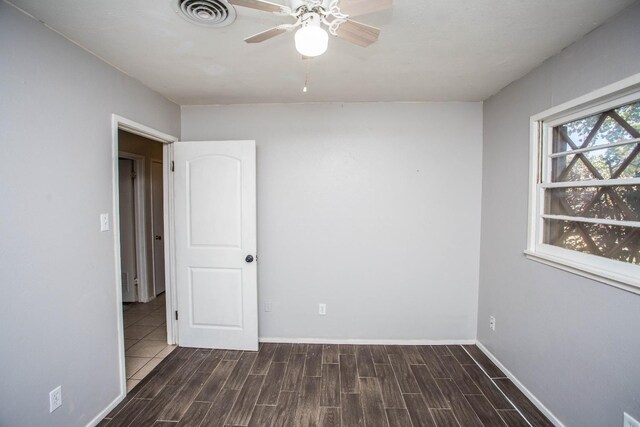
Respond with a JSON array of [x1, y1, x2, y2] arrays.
[[100, 213, 110, 231], [49, 386, 62, 413], [318, 303, 326, 315]]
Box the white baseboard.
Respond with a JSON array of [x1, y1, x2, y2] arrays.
[[475, 342, 565, 427], [86, 392, 125, 427], [259, 337, 477, 345]]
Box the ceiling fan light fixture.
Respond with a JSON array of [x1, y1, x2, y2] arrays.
[[294, 13, 328, 57]]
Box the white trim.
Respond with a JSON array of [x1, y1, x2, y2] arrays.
[[115, 116, 178, 144], [525, 249, 640, 295], [259, 337, 477, 345], [107, 115, 178, 426], [526, 121, 541, 252], [541, 214, 640, 229], [475, 342, 565, 427], [527, 74, 640, 293], [540, 178, 640, 188], [163, 144, 178, 345], [118, 151, 150, 302], [548, 136, 640, 158], [459, 349, 534, 427], [110, 118, 127, 402], [85, 392, 125, 427]]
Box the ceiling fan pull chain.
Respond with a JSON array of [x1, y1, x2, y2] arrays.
[[303, 58, 310, 92]]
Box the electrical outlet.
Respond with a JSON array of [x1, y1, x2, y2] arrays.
[[100, 213, 110, 231], [489, 315, 496, 331], [49, 386, 62, 413], [318, 303, 326, 316], [625, 413, 640, 427], [264, 301, 272, 312]]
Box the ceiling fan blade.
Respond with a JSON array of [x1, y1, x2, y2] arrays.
[[337, 0, 392, 17], [228, 0, 291, 14], [244, 27, 288, 43], [335, 19, 381, 47]]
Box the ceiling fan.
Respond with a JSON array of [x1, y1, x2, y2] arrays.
[[228, 0, 392, 57]]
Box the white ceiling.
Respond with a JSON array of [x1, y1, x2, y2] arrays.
[[7, 0, 634, 105]]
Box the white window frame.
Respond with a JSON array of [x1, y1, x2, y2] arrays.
[[526, 73, 640, 295]]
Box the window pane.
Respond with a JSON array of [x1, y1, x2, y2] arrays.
[[614, 101, 640, 133], [619, 148, 640, 179], [553, 115, 600, 152], [545, 186, 640, 221], [558, 112, 636, 150], [544, 219, 640, 265], [586, 115, 635, 147], [551, 144, 640, 181], [542, 99, 640, 270]]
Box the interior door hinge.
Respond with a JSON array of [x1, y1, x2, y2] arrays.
[[175, 310, 178, 320], [171, 161, 175, 172], [130, 171, 137, 180]]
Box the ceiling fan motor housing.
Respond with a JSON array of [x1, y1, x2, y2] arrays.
[[233, 0, 388, 53]]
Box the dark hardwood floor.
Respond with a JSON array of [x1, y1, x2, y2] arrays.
[[100, 343, 553, 426]]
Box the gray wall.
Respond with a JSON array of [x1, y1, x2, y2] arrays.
[[0, 3, 180, 426], [182, 102, 483, 341], [478, 3, 640, 427]]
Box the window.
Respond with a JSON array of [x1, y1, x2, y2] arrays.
[[527, 75, 640, 293]]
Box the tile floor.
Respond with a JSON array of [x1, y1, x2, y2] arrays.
[[122, 293, 176, 392], [102, 344, 553, 426]]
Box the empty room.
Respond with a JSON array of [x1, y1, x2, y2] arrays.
[[1, 0, 639, 426]]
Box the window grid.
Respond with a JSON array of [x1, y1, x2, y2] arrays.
[[538, 102, 640, 266]]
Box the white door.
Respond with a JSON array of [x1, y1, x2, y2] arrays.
[[174, 140, 258, 350], [118, 158, 137, 303], [151, 160, 166, 296]]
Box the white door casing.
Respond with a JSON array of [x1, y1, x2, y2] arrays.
[[151, 160, 166, 296], [118, 158, 137, 303], [173, 140, 258, 350]]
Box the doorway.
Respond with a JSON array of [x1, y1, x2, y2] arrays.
[[112, 115, 178, 397], [118, 132, 173, 392]]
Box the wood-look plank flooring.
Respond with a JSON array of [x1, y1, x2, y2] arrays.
[[101, 344, 553, 426]]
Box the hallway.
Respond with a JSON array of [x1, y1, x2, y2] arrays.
[[123, 294, 175, 392]]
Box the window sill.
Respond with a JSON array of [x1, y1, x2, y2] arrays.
[[524, 248, 640, 295]]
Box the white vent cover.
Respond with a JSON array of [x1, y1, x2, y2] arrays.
[[173, 0, 237, 27]]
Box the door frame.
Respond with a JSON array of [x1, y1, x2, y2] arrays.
[[150, 159, 165, 297], [111, 114, 178, 398], [118, 151, 147, 302]]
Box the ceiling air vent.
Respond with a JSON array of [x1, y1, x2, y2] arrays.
[[173, 0, 237, 28]]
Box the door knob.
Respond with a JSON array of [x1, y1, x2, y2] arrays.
[[245, 255, 254, 263], [155, 235, 162, 240]]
